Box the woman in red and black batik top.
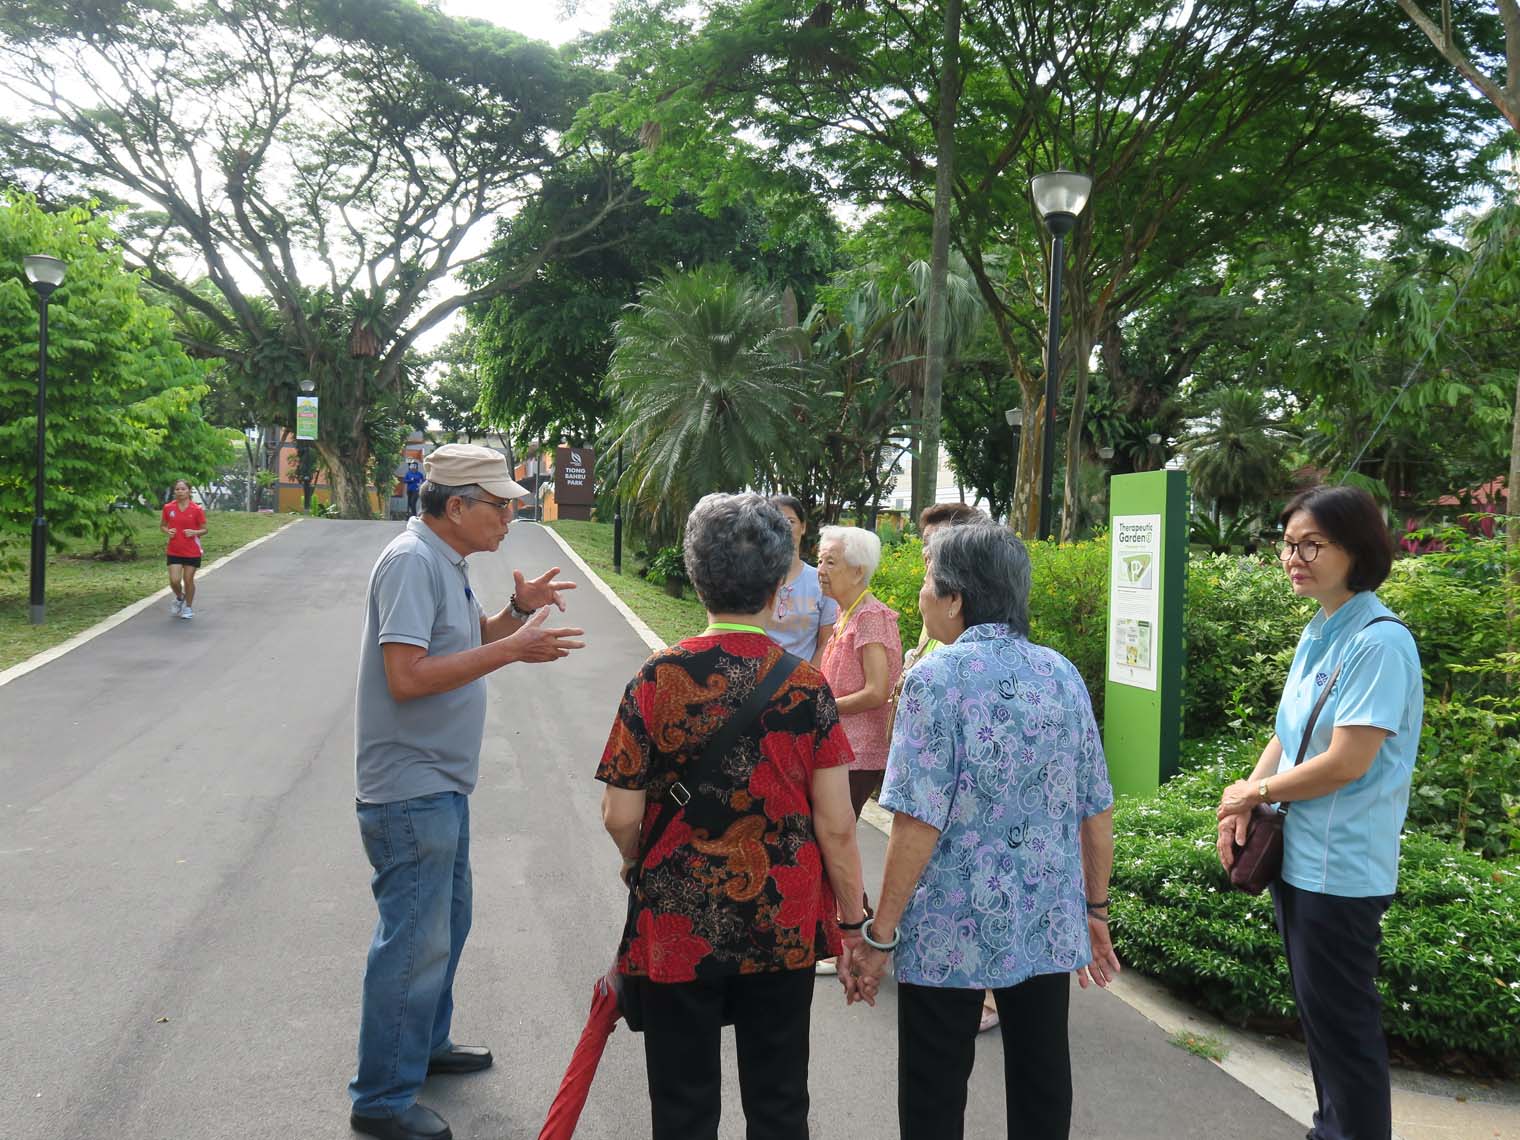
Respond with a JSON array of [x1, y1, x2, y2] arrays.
[[597, 493, 869, 1140]]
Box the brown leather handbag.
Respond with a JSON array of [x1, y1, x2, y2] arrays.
[[1228, 615, 1407, 895]]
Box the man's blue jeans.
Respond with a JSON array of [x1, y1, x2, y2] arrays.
[[349, 792, 472, 1118]]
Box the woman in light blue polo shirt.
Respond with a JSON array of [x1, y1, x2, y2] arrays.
[[765, 495, 838, 667], [1216, 484, 1422, 1140]]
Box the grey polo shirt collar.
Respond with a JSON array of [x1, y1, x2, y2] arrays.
[[407, 515, 468, 570]]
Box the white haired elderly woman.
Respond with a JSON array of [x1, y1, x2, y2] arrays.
[[597, 493, 869, 1140], [816, 524, 903, 819], [854, 523, 1119, 1140]]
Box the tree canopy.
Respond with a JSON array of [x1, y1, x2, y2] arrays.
[[0, 195, 225, 554], [0, 0, 633, 515]]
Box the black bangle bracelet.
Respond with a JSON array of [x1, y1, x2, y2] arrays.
[[1087, 913, 1109, 924], [1086, 898, 1110, 910], [838, 918, 866, 931], [509, 593, 534, 621]]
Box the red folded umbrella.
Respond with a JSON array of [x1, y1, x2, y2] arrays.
[[537, 969, 624, 1140]]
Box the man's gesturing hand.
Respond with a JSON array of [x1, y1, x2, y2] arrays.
[[506, 605, 585, 663], [513, 567, 576, 612]]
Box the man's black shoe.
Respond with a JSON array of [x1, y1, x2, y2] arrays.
[[350, 1103, 451, 1140], [427, 1044, 493, 1075]]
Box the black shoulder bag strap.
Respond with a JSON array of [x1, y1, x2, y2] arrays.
[[1281, 615, 1409, 816], [628, 650, 805, 883]]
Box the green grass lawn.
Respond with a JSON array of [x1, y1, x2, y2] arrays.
[[0, 509, 292, 670], [545, 519, 707, 645]]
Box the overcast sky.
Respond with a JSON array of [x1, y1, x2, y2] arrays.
[[440, 1, 611, 45]]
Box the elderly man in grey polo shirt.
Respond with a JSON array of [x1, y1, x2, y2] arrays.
[[348, 444, 585, 1140]]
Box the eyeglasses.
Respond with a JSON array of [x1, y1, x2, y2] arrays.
[[1272, 538, 1333, 563], [461, 493, 513, 517]]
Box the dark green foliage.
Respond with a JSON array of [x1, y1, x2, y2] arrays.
[[0, 196, 225, 552], [1182, 553, 1315, 736], [1111, 745, 1520, 1065]]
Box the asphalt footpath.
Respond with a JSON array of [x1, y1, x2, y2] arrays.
[[0, 518, 1302, 1139]]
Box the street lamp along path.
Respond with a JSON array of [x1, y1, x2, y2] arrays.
[[22, 254, 66, 626], [1029, 171, 1092, 541]]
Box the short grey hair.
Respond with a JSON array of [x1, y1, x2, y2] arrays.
[[817, 524, 882, 580], [683, 493, 793, 614], [924, 523, 1031, 636], [419, 481, 478, 518]]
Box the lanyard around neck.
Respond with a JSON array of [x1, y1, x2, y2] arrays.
[[705, 622, 767, 635], [834, 589, 870, 634]]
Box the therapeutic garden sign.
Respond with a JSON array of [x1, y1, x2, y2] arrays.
[[1104, 470, 1187, 797]]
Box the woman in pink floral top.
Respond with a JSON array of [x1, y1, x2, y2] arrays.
[[817, 525, 903, 818]]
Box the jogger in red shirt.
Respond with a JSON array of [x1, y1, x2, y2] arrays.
[[161, 479, 207, 619]]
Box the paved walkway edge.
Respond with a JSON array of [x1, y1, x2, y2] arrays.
[[533, 522, 665, 653], [0, 518, 303, 690]]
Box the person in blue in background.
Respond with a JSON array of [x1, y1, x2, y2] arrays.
[[1217, 483, 1423, 1140], [765, 495, 838, 668], [404, 458, 425, 517]]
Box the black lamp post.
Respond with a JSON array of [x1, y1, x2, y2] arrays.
[[23, 254, 66, 625], [612, 442, 624, 575], [1004, 407, 1023, 523], [1030, 171, 1093, 541]]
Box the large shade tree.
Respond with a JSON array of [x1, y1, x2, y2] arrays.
[[588, 0, 1494, 537], [0, 0, 631, 516]]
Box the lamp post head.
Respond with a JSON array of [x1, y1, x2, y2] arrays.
[[1098, 445, 1115, 460], [1005, 408, 1023, 428], [1030, 171, 1092, 237], [299, 379, 316, 393], [23, 254, 66, 298], [1147, 432, 1163, 446]]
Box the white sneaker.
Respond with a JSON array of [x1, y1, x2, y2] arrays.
[[179, 606, 194, 620], [171, 597, 183, 615]]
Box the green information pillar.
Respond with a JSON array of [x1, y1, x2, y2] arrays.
[[1103, 469, 1187, 797]]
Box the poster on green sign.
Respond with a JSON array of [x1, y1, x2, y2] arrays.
[[295, 396, 319, 440], [1108, 513, 1161, 690]]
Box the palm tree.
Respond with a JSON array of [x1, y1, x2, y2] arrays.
[[1181, 387, 1294, 523], [607, 265, 807, 536]]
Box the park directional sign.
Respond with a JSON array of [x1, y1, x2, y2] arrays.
[[1103, 470, 1187, 797]]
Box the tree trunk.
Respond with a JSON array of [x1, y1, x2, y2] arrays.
[[1059, 312, 1093, 543], [319, 441, 374, 519], [917, 0, 962, 524], [1011, 383, 1042, 538]]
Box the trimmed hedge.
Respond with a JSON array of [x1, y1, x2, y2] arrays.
[[1110, 738, 1520, 1066]]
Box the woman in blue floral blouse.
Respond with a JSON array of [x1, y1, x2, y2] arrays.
[[854, 523, 1120, 1140]]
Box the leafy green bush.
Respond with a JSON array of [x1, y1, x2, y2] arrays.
[[1024, 536, 1110, 720], [871, 535, 925, 648], [1182, 553, 1313, 737], [1110, 739, 1520, 1066], [644, 544, 690, 588], [1380, 534, 1519, 708], [1407, 703, 1520, 859]]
